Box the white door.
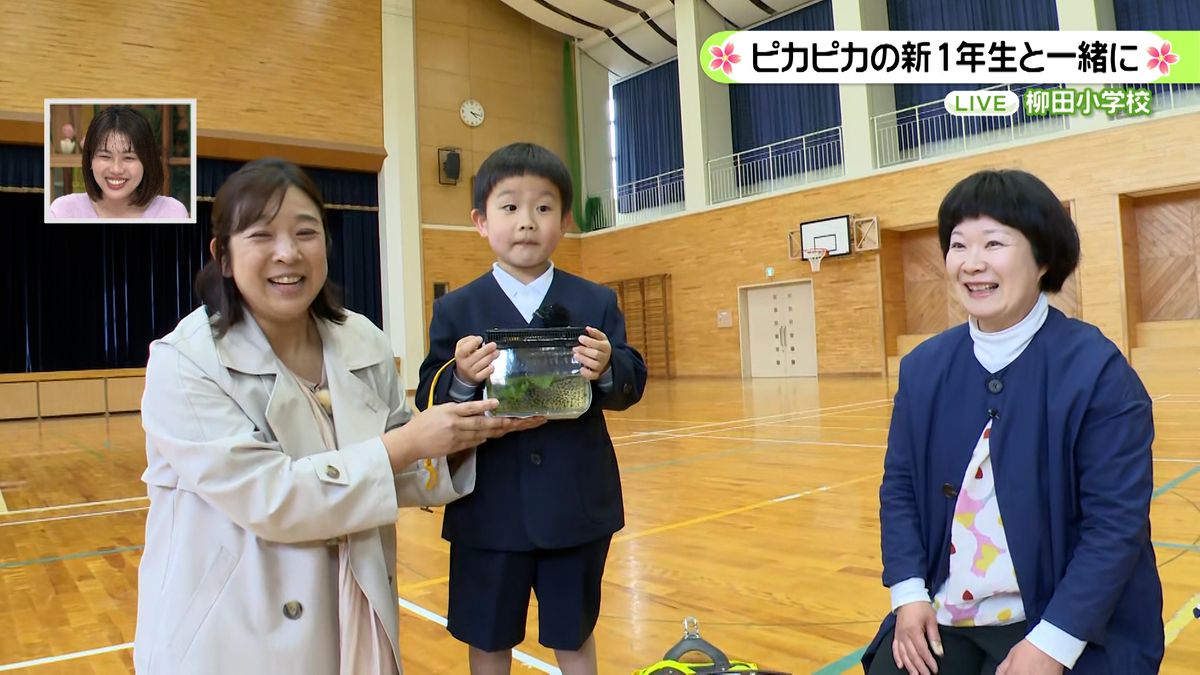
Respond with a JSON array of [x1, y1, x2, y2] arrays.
[[746, 283, 817, 378], [746, 286, 787, 377], [778, 283, 817, 377]]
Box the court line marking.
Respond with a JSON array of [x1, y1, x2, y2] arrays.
[[607, 417, 713, 424], [0, 544, 144, 569], [397, 597, 559, 673], [1164, 592, 1200, 646], [615, 401, 894, 448], [1153, 541, 1200, 552], [1153, 465, 1200, 499], [0, 506, 149, 529], [0, 487, 7, 514], [640, 432, 886, 450], [0, 597, 559, 673], [610, 399, 891, 441], [0, 496, 148, 516], [0, 642, 134, 671]]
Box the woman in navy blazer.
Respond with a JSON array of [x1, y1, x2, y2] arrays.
[[866, 170, 1163, 675]]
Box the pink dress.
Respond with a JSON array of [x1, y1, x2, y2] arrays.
[[292, 368, 401, 675]]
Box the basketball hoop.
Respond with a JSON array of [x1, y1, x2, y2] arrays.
[[803, 248, 828, 272]]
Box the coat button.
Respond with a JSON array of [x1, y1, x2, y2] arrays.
[[986, 378, 1004, 394], [530, 452, 542, 465], [283, 601, 303, 620], [325, 465, 341, 479], [942, 482, 959, 498]]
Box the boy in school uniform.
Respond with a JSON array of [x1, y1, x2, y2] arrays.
[[416, 142, 647, 674]]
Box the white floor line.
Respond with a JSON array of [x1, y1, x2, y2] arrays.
[[0, 495, 147, 516], [615, 401, 894, 448], [0, 642, 133, 671], [609, 398, 891, 441], [646, 431, 887, 449], [0, 506, 148, 529], [397, 597, 560, 673]]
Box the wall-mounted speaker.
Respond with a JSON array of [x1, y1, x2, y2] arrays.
[[438, 148, 461, 185]]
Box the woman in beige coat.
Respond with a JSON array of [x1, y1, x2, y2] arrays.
[[134, 158, 541, 674]]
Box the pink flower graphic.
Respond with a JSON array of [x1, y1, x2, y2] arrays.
[[1147, 42, 1178, 75], [708, 42, 741, 76]]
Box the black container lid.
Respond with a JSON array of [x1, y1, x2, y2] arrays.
[[485, 326, 587, 348]]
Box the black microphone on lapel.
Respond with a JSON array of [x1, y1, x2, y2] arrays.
[[534, 303, 572, 328]]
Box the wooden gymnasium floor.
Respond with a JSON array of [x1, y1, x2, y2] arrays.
[[1, 375, 1198, 674]]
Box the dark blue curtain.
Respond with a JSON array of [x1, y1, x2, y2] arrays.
[[729, 0, 841, 153], [1, 205, 209, 372], [0, 144, 42, 188], [199, 160, 380, 209], [885, 0, 1058, 152], [613, 61, 683, 212], [1, 147, 383, 373], [887, 0, 1058, 110], [1114, 0, 1200, 28]]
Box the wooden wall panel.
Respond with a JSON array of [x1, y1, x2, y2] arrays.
[[415, 0, 568, 225], [1120, 196, 1144, 344], [1134, 190, 1200, 321], [1, 1, 382, 148], [38, 380, 105, 417], [603, 275, 672, 377], [880, 230, 908, 357], [0, 383, 38, 420], [901, 230, 950, 334]]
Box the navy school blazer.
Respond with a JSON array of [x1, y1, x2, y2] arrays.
[[865, 308, 1163, 674], [415, 269, 647, 551]]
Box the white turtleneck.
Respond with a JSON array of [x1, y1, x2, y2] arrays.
[[968, 292, 1048, 374]]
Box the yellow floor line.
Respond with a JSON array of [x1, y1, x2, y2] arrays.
[[1165, 591, 1200, 646]]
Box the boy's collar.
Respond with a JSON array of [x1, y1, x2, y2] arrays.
[[492, 261, 555, 288]]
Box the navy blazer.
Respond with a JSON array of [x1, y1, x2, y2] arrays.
[[415, 269, 647, 550], [865, 308, 1163, 673]]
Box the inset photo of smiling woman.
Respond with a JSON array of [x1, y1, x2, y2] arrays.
[[45, 99, 195, 223]]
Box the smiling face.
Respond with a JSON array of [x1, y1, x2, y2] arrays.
[[945, 216, 1046, 333], [218, 185, 328, 328], [471, 174, 567, 282], [90, 132, 144, 204]]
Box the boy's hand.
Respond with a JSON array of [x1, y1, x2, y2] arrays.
[[574, 326, 612, 381], [454, 336, 498, 385]]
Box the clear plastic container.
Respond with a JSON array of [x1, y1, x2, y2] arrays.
[[483, 327, 592, 419]]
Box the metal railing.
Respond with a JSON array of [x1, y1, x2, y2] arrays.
[[873, 83, 1069, 168], [706, 126, 844, 205], [586, 168, 685, 231]]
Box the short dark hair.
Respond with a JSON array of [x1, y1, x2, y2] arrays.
[[937, 169, 1080, 293], [81, 105, 164, 208], [472, 142, 573, 213], [194, 158, 346, 336]]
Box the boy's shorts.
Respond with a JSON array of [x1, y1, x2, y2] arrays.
[[446, 536, 612, 652]]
